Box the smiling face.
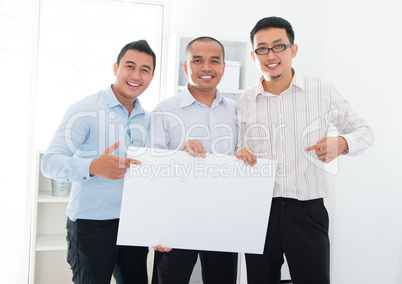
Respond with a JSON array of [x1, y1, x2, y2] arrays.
[[112, 49, 154, 108], [251, 27, 298, 85], [184, 40, 225, 93]]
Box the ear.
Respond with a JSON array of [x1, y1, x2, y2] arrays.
[[113, 62, 118, 76], [222, 61, 226, 76], [291, 44, 298, 58], [251, 51, 256, 62], [183, 61, 189, 76]]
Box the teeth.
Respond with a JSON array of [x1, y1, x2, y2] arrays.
[[268, 64, 278, 67], [128, 82, 139, 87], [200, 76, 213, 79]]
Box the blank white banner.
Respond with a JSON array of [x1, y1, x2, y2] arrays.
[[117, 147, 276, 254]]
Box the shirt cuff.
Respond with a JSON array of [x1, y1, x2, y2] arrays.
[[70, 158, 93, 182], [340, 134, 355, 155]]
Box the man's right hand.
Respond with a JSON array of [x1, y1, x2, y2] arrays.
[[182, 140, 206, 158], [89, 141, 141, 179]]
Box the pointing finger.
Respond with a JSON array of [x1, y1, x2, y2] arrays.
[[103, 140, 120, 155]]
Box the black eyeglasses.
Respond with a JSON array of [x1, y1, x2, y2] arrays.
[[254, 44, 293, 55]]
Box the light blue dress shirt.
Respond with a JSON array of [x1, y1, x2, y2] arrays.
[[41, 85, 150, 221], [148, 85, 237, 155]]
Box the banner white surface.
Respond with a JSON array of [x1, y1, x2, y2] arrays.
[[117, 147, 276, 254]]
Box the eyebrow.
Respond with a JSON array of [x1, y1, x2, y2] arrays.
[[125, 60, 152, 71], [191, 55, 222, 60], [257, 39, 284, 46]]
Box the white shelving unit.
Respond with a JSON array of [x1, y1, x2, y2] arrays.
[[165, 33, 259, 102], [28, 152, 72, 284], [29, 152, 154, 283]]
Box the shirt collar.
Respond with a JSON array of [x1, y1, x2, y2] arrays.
[[106, 84, 121, 107], [290, 70, 305, 92], [257, 68, 305, 96], [180, 83, 227, 109], [107, 84, 145, 115], [132, 98, 145, 115]]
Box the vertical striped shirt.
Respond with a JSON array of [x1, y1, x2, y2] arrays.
[[236, 71, 374, 200]]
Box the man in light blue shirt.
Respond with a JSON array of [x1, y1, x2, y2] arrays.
[[149, 37, 238, 284], [149, 87, 237, 156], [41, 40, 155, 284]]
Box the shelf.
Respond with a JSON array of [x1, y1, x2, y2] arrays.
[[34, 250, 73, 284], [36, 235, 67, 251], [38, 191, 70, 203]]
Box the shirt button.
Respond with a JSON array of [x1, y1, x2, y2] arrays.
[[83, 177, 88, 180]]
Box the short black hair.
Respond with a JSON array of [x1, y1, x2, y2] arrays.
[[185, 36, 225, 61], [250, 16, 295, 46], [116, 40, 156, 73]]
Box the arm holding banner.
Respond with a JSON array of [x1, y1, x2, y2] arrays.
[[234, 147, 257, 167]]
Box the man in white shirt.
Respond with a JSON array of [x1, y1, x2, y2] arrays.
[[235, 16, 374, 284], [149, 36, 238, 284]]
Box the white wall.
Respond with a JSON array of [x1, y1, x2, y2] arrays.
[[166, 0, 402, 283]]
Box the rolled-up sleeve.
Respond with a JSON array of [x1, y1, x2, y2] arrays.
[[41, 102, 95, 182]]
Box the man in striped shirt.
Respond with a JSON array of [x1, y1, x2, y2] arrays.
[[235, 16, 373, 284]]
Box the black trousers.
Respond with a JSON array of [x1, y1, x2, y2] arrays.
[[66, 218, 149, 284], [152, 249, 238, 284], [245, 198, 330, 284]]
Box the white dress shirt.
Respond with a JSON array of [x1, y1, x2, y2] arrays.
[[236, 71, 374, 200], [149, 85, 237, 155]]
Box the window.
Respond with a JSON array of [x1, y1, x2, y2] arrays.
[[0, 0, 34, 282], [0, 1, 165, 282], [35, 0, 164, 150]]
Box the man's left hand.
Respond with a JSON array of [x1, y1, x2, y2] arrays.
[[153, 245, 172, 253]]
